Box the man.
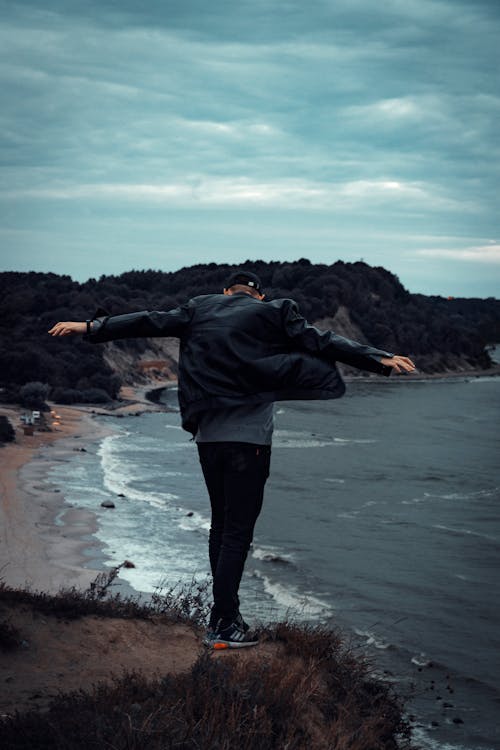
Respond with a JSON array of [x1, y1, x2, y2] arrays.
[[49, 270, 415, 649]]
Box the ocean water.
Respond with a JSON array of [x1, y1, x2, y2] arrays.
[[48, 377, 500, 750]]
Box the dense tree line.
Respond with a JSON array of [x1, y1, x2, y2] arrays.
[[0, 261, 498, 407]]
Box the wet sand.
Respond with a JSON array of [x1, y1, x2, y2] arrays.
[[0, 405, 114, 593], [0, 382, 174, 596]]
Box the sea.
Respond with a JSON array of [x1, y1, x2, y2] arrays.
[[48, 375, 500, 750]]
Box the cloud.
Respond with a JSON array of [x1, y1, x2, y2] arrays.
[[0, 179, 327, 206], [415, 243, 500, 264], [343, 96, 428, 123], [4, 176, 471, 214], [0, 0, 499, 296]]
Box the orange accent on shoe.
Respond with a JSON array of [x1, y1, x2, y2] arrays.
[[213, 642, 229, 650]]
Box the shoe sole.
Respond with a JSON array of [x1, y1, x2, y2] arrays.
[[202, 633, 259, 649], [209, 639, 259, 650]]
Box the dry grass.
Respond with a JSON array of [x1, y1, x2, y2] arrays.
[[0, 571, 416, 750], [0, 565, 211, 627]]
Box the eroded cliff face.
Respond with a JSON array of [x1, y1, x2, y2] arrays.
[[314, 306, 494, 375], [313, 305, 368, 342], [313, 306, 377, 377], [102, 338, 179, 386], [99, 304, 496, 387]]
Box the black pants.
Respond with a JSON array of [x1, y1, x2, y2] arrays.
[[197, 442, 271, 626]]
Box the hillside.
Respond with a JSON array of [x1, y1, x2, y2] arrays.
[[0, 575, 415, 750], [1, 260, 498, 406]]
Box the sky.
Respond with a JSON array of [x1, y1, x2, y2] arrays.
[[1, 0, 499, 298]]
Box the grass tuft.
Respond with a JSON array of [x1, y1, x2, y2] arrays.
[[0, 567, 211, 627]]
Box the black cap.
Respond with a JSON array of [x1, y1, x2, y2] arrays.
[[224, 270, 263, 293]]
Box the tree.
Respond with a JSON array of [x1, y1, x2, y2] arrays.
[[19, 382, 50, 411]]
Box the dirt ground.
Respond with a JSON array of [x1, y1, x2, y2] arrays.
[[0, 601, 280, 717]]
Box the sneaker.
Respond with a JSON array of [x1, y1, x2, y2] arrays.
[[205, 619, 259, 649], [234, 611, 250, 633], [204, 611, 249, 644]]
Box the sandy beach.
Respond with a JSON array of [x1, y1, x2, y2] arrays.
[[0, 383, 174, 597], [0, 404, 114, 594]]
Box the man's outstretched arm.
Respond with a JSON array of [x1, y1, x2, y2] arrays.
[[48, 303, 194, 342], [282, 299, 416, 375]]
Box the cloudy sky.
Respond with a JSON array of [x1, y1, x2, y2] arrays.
[[1, 0, 499, 297]]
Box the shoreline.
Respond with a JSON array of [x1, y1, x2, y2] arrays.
[[343, 362, 500, 383], [0, 387, 168, 598], [0, 404, 114, 594], [1, 366, 498, 599]]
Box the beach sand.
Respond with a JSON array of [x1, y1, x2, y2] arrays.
[[0, 382, 175, 596], [0, 404, 114, 594]]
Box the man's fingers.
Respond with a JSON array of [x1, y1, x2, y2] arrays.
[[394, 356, 416, 372], [51, 321, 87, 335], [400, 356, 416, 369], [381, 355, 417, 373], [402, 357, 416, 370], [48, 322, 76, 336]]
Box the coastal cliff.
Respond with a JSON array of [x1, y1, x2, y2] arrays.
[[0, 576, 415, 750], [1, 260, 498, 406], [101, 338, 179, 386]]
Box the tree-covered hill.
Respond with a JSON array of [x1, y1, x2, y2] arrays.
[[1, 260, 498, 406]]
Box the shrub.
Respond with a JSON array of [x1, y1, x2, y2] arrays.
[[81, 388, 111, 404], [0, 415, 15, 443], [51, 387, 111, 405], [18, 382, 50, 411], [50, 387, 83, 404]]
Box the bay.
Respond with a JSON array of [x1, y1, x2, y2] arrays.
[[49, 376, 500, 750]]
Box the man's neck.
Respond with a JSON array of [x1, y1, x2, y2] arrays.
[[232, 290, 255, 298]]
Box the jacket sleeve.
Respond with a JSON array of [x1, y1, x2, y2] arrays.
[[84, 301, 194, 343], [282, 300, 394, 376]]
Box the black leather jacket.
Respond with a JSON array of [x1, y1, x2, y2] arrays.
[[87, 292, 393, 435]]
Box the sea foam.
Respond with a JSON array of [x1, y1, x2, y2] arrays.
[[252, 570, 334, 620]]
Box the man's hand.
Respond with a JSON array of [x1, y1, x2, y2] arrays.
[[48, 321, 86, 337], [380, 355, 416, 374]]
